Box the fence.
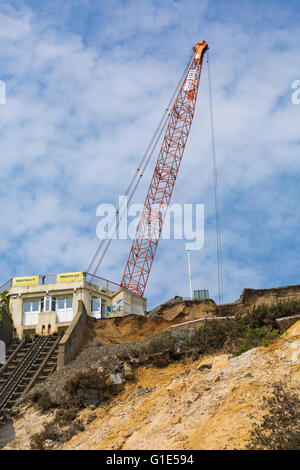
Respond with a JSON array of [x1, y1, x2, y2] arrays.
[[84, 272, 120, 291]]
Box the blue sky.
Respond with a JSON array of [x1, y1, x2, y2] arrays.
[[0, 0, 299, 309]]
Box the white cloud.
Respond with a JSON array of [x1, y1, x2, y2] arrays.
[[0, 0, 299, 306]]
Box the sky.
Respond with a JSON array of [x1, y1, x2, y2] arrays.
[[0, 0, 299, 309]]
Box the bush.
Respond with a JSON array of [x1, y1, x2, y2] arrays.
[[246, 382, 300, 450], [0, 290, 12, 322], [64, 368, 106, 396], [31, 391, 56, 413], [148, 331, 175, 354], [30, 433, 44, 450]]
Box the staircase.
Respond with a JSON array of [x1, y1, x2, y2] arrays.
[[0, 334, 60, 416]]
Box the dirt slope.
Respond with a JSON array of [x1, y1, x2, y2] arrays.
[[57, 321, 300, 450], [91, 301, 215, 344]]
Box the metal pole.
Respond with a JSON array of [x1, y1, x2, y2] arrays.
[[187, 250, 193, 300]]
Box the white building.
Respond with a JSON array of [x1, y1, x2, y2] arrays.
[[4, 272, 146, 339]]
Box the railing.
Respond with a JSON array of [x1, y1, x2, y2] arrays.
[[166, 316, 235, 331], [0, 272, 120, 294], [0, 279, 12, 294], [84, 272, 120, 292]]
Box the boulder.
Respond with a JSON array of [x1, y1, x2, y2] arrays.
[[108, 373, 125, 395]]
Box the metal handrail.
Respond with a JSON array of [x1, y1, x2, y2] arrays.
[[166, 316, 235, 330]]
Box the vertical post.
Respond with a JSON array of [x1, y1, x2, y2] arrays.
[[187, 250, 193, 300]]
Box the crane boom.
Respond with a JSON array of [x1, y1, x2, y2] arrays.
[[120, 41, 208, 297]]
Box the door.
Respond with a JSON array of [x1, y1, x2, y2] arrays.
[[91, 298, 105, 319]]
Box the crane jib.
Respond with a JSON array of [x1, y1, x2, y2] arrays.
[[120, 41, 208, 297]]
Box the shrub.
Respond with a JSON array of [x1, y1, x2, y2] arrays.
[[31, 390, 56, 413], [30, 433, 44, 451], [64, 368, 106, 396], [148, 331, 175, 354], [0, 290, 12, 322], [246, 382, 300, 450]]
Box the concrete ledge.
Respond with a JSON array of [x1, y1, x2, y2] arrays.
[[57, 300, 89, 369], [276, 314, 300, 330]]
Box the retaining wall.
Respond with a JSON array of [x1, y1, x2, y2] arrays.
[[57, 300, 90, 369]]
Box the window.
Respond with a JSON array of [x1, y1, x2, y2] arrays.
[[32, 301, 39, 312], [57, 297, 73, 323], [57, 297, 73, 310], [41, 296, 56, 312], [23, 301, 31, 313]]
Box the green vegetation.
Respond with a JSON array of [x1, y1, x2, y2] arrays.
[[64, 368, 106, 397], [246, 382, 300, 450], [0, 290, 12, 322], [130, 300, 300, 360], [31, 390, 56, 413], [30, 369, 107, 450]]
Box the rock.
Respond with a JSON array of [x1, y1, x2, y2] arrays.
[[211, 355, 230, 371], [287, 341, 300, 363], [109, 373, 125, 395], [191, 380, 207, 393], [211, 374, 221, 383], [151, 351, 171, 368], [82, 398, 99, 408], [44, 439, 56, 449], [171, 417, 181, 425], [196, 363, 212, 371], [85, 413, 97, 425], [287, 320, 300, 337], [167, 381, 186, 397], [124, 362, 137, 381]]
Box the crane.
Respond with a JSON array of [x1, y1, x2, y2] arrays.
[[120, 40, 209, 297]]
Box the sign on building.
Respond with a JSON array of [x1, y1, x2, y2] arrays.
[[12, 275, 39, 287], [57, 272, 83, 283]]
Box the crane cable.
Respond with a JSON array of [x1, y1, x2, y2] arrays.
[[207, 50, 224, 304], [87, 52, 194, 275]]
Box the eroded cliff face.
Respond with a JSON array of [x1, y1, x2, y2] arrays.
[[240, 285, 300, 307], [55, 321, 300, 451], [87, 285, 300, 345]]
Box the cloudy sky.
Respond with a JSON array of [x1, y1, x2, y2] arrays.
[[0, 0, 299, 309]]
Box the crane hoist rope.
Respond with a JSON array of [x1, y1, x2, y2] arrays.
[[207, 50, 224, 304]]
